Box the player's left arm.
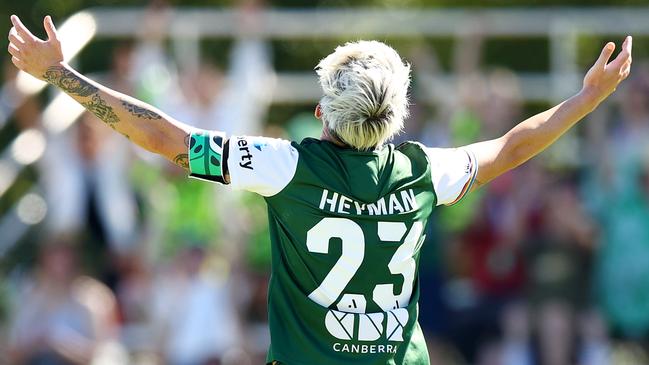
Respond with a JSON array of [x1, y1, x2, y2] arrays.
[[466, 36, 632, 189]]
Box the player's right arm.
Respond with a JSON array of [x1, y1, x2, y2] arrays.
[[7, 15, 197, 170]]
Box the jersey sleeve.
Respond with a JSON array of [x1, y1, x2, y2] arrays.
[[424, 147, 478, 206], [227, 135, 299, 197]]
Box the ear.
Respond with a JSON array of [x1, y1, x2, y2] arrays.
[[314, 104, 322, 119]]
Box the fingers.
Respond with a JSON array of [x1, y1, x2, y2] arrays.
[[621, 65, 631, 80], [622, 54, 632, 79], [7, 42, 21, 58], [11, 56, 24, 70], [623, 35, 632, 65], [623, 35, 633, 55], [610, 36, 633, 70], [43, 15, 58, 42], [8, 29, 25, 46], [608, 36, 633, 82], [595, 42, 615, 69], [10, 15, 38, 42]]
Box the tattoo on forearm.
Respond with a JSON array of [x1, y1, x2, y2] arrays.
[[81, 94, 119, 125], [174, 153, 189, 169], [121, 100, 162, 120], [43, 67, 98, 97]]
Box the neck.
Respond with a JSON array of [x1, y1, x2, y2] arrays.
[[320, 129, 347, 147]]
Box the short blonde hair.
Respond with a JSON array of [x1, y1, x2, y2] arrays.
[[316, 40, 411, 150]]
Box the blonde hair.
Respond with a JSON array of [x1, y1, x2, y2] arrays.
[[316, 40, 411, 150]]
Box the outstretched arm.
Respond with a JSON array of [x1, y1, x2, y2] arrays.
[[467, 36, 632, 188], [7, 15, 194, 169]]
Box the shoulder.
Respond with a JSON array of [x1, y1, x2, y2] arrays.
[[394, 141, 431, 168], [228, 135, 300, 197], [396, 140, 427, 154], [421, 145, 478, 206]]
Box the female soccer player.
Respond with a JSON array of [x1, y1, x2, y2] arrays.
[[8, 14, 631, 365]]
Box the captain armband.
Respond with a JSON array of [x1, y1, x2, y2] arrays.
[[188, 130, 229, 184]]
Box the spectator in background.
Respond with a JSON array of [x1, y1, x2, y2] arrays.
[[578, 309, 611, 365], [435, 68, 529, 364], [8, 239, 121, 364], [397, 43, 445, 146], [499, 302, 533, 365], [39, 44, 138, 264], [524, 180, 596, 365], [583, 64, 649, 340], [102, 5, 277, 362], [1, 59, 41, 130], [112, 253, 153, 358], [132, 0, 274, 135], [150, 245, 245, 365], [129, 0, 275, 249], [593, 149, 649, 339]]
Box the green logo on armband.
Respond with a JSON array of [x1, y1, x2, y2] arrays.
[[189, 131, 226, 184]]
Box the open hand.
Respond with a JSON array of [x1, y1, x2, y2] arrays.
[[582, 36, 632, 103], [7, 15, 64, 81]]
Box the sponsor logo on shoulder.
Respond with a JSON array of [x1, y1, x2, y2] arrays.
[[236, 137, 254, 170]]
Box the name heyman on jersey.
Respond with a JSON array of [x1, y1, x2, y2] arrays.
[[319, 188, 419, 216]]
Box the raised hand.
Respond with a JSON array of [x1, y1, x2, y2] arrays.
[[7, 15, 64, 81], [582, 36, 633, 103]]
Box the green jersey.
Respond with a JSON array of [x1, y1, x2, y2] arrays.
[[190, 134, 477, 365]]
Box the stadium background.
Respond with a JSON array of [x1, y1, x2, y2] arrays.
[[2, 0, 649, 364]]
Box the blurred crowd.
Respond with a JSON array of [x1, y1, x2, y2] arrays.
[[3, 2, 649, 365]]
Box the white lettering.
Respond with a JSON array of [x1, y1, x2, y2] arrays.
[[319, 189, 328, 210], [367, 198, 387, 215], [319, 189, 418, 216], [338, 195, 352, 214], [353, 201, 366, 214], [401, 189, 418, 211], [319, 189, 339, 212], [333, 341, 397, 353], [388, 193, 405, 214]]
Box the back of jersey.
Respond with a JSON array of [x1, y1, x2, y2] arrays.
[[264, 138, 437, 365], [195, 134, 476, 365]]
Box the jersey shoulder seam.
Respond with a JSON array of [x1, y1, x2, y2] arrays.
[[400, 141, 438, 206]]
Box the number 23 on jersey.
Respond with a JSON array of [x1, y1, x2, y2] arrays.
[[306, 217, 424, 314]]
